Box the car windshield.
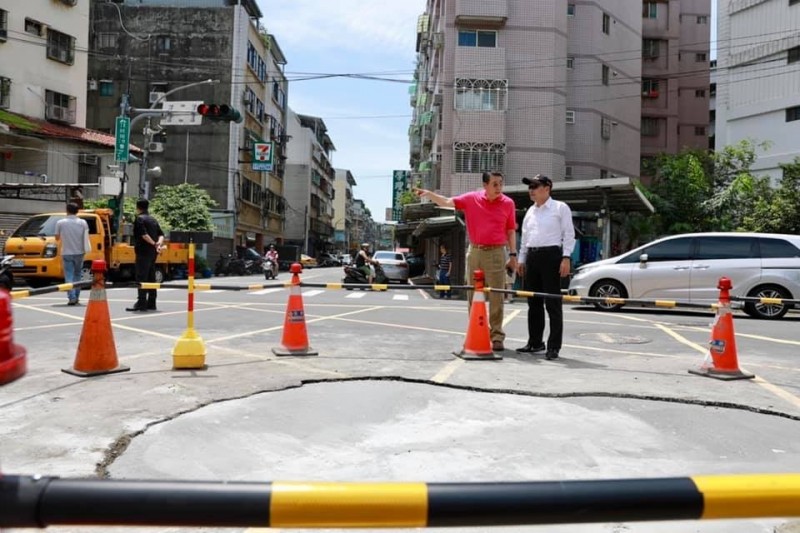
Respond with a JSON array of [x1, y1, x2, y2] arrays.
[[11, 214, 98, 237]]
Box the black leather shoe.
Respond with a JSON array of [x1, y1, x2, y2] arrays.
[[516, 343, 546, 354], [125, 306, 145, 312], [545, 349, 560, 360]]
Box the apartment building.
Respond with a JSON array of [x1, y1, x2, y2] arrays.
[[715, 0, 800, 183], [284, 110, 336, 257], [410, 0, 710, 193], [86, 0, 288, 254], [333, 168, 356, 254], [641, 0, 711, 174], [410, 0, 641, 197], [0, 0, 131, 222]]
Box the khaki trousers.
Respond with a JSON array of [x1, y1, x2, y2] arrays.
[[466, 246, 507, 342]]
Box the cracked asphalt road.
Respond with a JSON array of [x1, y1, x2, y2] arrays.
[[1, 267, 799, 532]]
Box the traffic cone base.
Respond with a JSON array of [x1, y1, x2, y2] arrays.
[[63, 266, 129, 378], [273, 345, 319, 357], [0, 343, 27, 385], [689, 300, 753, 381], [454, 346, 502, 360], [172, 328, 207, 369]]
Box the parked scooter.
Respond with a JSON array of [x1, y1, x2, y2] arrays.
[[263, 258, 278, 280], [342, 262, 388, 289], [214, 253, 247, 276], [0, 255, 15, 291]]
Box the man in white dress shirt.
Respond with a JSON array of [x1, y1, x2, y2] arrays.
[[515, 175, 575, 360]]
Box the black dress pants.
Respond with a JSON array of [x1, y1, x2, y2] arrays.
[[134, 247, 157, 309], [524, 247, 564, 351]]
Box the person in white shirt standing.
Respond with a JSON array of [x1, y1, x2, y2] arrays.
[[515, 175, 575, 360], [55, 202, 89, 306]]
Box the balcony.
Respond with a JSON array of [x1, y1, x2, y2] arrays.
[[455, 0, 507, 26]]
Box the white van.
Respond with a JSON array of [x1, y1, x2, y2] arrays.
[[568, 233, 800, 319]]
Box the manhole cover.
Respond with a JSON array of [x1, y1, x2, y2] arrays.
[[577, 332, 652, 345]]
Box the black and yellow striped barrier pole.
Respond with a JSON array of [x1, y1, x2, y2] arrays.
[[731, 295, 800, 306], [9, 281, 93, 301], [141, 282, 290, 292], [1, 474, 799, 528]]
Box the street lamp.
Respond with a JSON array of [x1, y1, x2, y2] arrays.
[[139, 79, 220, 198]]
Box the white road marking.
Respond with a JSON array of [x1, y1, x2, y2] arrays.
[[392, 294, 409, 301], [345, 292, 367, 299], [302, 290, 324, 297], [250, 288, 283, 295]]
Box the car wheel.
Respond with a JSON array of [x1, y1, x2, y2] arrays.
[[589, 279, 627, 311], [154, 267, 166, 284], [81, 262, 93, 282], [743, 284, 791, 320]]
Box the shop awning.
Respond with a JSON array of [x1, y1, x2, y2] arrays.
[[505, 176, 654, 213], [413, 215, 464, 238]]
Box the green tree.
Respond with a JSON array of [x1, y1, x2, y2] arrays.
[[744, 158, 800, 233], [646, 149, 712, 234], [149, 183, 217, 232], [83, 196, 138, 223]]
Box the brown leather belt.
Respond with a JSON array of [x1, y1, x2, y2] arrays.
[[472, 244, 506, 250]]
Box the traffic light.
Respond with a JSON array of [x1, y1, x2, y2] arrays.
[[196, 104, 243, 124]]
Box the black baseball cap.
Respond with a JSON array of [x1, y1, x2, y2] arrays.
[[522, 175, 553, 188]]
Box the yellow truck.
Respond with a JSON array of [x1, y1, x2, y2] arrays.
[[4, 208, 189, 288]]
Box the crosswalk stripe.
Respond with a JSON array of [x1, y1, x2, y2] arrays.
[[345, 292, 367, 299], [250, 288, 283, 295], [393, 294, 409, 301], [302, 290, 324, 297]]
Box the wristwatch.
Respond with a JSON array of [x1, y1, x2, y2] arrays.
[[509, 252, 517, 257]]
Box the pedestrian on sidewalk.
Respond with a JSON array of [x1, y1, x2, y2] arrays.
[[54, 202, 89, 306], [413, 171, 518, 352], [437, 243, 452, 299], [126, 199, 165, 313], [515, 175, 575, 360]]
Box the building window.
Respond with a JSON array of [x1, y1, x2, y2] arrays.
[[643, 2, 658, 18], [642, 117, 660, 137], [96, 32, 118, 50], [600, 169, 608, 179], [454, 79, 508, 111], [47, 29, 75, 64], [786, 106, 800, 122], [155, 36, 171, 53], [0, 9, 7, 42], [566, 110, 575, 124], [696, 15, 708, 23], [78, 155, 100, 184], [643, 38, 661, 59], [695, 89, 706, 97], [25, 18, 43, 37], [602, 13, 610, 34], [601, 117, 611, 140], [709, 109, 715, 121], [694, 126, 706, 136], [272, 80, 286, 109], [788, 46, 800, 64], [0, 76, 9, 108], [99, 80, 114, 97], [565, 166, 573, 179], [642, 78, 660, 97], [710, 82, 716, 96], [566, 56, 574, 69], [567, 4, 576, 16], [602, 64, 610, 85], [457, 30, 497, 48], [453, 142, 506, 173], [695, 52, 707, 62], [45, 89, 76, 124], [244, 87, 256, 115]]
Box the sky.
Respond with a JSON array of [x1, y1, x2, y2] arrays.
[[257, 0, 427, 223]]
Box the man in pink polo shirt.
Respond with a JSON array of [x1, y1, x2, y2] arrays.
[[413, 171, 518, 351]]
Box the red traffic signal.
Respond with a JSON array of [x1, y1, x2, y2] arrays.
[[196, 103, 243, 124]]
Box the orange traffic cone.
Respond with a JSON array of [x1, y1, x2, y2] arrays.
[[454, 269, 501, 360], [63, 260, 130, 377], [272, 263, 318, 356], [689, 277, 753, 381], [0, 289, 27, 385]]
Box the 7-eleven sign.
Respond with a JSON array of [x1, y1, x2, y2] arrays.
[[253, 142, 274, 171]]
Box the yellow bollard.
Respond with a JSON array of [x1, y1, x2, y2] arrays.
[[172, 242, 207, 369]]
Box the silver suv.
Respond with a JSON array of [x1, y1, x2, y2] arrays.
[[568, 233, 800, 319]]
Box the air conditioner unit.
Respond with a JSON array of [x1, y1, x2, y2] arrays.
[[79, 153, 99, 165], [433, 93, 443, 106], [148, 142, 164, 153], [49, 105, 67, 121], [429, 152, 442, 162], [149, 91, 165, 104], [242, 92, 252, 104], [88, 79, 98, 91], [433, 32, 444, 49]]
